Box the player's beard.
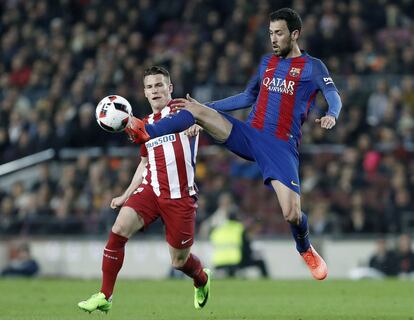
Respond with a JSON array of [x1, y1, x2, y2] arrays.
[[274, 41, 293, 58]]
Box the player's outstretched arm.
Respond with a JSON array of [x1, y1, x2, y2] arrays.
[[311, 59, 342, 130], [206, 71, 260, 111], [173, 94, 233, 142], [315, 90, 342, 130], [172, 94, 210, 114]]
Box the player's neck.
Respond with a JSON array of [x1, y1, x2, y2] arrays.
[[284, 45, 302, 59], [151, 99, 172, 114], [151, 106, 165, 115]]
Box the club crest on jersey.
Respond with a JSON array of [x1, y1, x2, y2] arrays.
[[289, 67, 301, 77]]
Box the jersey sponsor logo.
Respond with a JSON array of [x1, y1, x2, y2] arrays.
[[181, 238, 192, 245], [145, 134, 176, 149], [262, 77, 295, 95], [289, 67, 301, 77], [323, 77, 334, 85]]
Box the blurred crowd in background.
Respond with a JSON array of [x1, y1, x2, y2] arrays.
[[368, 234, 414, 276], [1, 0, 414, 237]]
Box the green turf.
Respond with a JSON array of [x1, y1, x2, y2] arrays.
[[0, 278, 412, 320]]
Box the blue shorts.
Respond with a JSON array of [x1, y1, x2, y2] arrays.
[[221, 113, 300, 194]]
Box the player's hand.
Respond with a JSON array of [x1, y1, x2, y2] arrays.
[[184, 124, 203, 136], [110, 195, 127, 209], [186, 93, 198, 102], [169, 98, 188, 109], [170, 94, 204, 110], [315, 115, 336, 129]]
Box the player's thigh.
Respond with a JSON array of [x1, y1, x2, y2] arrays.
[[188, 104, 233, 142], [122, 185, 162, 232], [168, 245, 191, 268], [160, 196, 197, 249], [112, 206, 145, 238], [271, 180, 301, 223]]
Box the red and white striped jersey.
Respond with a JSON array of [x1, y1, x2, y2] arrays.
[[139, 106, 198, 199]]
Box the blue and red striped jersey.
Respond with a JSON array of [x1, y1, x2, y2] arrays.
[[208, 52, 340, 144]]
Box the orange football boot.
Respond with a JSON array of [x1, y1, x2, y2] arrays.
[[125, 116, 150, 144], [300, 245, 328, 280]]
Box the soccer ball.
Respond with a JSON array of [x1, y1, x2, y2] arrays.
[[95, 95, 133, 132]]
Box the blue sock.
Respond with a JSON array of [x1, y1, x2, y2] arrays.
[[145, 110, 195, 139], [290, 212, 311, 253]]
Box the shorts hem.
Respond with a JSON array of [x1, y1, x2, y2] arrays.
[[265, 177, 300, 195]]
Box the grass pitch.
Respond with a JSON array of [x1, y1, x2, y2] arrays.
[[0, 278, 412, 320]]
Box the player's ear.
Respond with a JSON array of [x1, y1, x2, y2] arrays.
[[291, 29, 300, 41], [143, 77, 149, 98], [169, 83, 173, 94]]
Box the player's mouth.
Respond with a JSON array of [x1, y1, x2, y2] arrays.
[[152, 97, 161, 100]]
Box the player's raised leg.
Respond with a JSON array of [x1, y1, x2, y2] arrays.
[[271, 180, 328, 280], [168, 245, 211, 309], [126, 95, 233, 144], [78, 207, 144, 313], [179, 95, 233, 143]]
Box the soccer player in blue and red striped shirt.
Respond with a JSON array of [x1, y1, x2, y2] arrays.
[[127, 8, 342, 280]]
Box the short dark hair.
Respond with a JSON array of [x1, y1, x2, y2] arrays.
[[143, 65, 170, 81], [270, 8, 302, 34]]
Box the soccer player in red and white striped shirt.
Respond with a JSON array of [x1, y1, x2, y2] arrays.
[[78, 66, 210, 313]]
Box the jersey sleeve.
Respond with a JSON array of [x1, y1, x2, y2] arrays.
[[140, 143, 148, 157], [206, 70, 260, 111], [312, 59, 342, 119], [311, 59, 338, 94]]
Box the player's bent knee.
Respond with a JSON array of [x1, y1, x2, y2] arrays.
[[283, 208, 301, 225], [111, 223, 131, 238], [111, 207, 144, 238], [171, 256, 187, 269], [170, 250, 191, 269]]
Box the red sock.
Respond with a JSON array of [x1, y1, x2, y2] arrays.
[[177, 253, 208, 287], [100, 231, 128, 299]]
